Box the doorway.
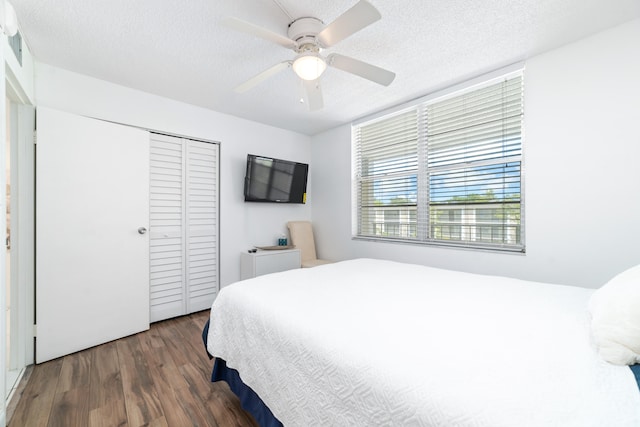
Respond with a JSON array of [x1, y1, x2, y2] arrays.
[[4, 97, 35, 399], [5, 97, 17, 397]]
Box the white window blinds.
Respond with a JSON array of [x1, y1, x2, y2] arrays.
[[353, 72, 524, 251], [354, 109, 420, 239]]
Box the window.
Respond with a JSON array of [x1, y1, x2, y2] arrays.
[[353, 72, 524, 252]]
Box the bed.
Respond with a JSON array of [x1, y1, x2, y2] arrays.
[[206, 258, 640, 426]]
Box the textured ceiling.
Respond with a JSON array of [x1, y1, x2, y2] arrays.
[[10, 0, 640, 135]]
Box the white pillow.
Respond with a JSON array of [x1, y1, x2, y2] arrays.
[[589, 264, 640, 365]]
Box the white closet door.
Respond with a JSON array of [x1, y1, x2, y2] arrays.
[[36, 107, 150, 363], [185, 140, 219, 312], [149, 135, 219, 322], [149, 134, 185, 321]]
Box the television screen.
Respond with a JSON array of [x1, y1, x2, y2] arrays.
[[244, 154, 308, 203]]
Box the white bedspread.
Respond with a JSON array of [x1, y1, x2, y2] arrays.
[[207, 258, 640, 426]]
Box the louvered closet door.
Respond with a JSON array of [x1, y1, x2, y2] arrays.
[[150, 134, 185, 321], [149, 134, 219, 322], [185, 140, 219, 312]]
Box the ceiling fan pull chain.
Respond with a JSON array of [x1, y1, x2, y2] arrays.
[[298, 77, 305, 104]]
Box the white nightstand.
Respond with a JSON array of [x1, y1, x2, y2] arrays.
[[240, 248, 301, 280]]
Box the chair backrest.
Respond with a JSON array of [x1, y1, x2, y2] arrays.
[[287, 221, 317, 263]]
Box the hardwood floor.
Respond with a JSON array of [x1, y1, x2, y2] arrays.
[[8, 310, 260, 427]]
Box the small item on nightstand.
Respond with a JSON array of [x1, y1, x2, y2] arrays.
[[278, 234, 288, 246], [248, 248, 257, 253]]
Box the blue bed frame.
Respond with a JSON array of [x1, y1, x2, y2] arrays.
[[202, 319, 640, 427], [630, 364, 640, 386], [202, 319, 283, 426]]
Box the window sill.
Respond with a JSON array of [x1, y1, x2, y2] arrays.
[[351, 235, 526, 254]]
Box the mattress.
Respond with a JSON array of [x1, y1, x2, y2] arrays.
[[207, 258, 640, 426]]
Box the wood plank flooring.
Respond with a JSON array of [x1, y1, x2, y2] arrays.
[[8, 310, 260, 427]]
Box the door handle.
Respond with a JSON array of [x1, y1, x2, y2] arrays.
[[138, 227, 147, 235]]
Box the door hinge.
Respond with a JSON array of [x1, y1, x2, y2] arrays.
[[33, 130, 37, 145], [33, 324, 37, 337]]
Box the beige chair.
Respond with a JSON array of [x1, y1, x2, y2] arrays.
[[287, 221, 332, 268]]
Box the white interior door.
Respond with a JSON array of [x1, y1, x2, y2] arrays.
[[36, 107, 150, 363]]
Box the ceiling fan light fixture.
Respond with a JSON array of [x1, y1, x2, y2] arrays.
[[292, 53, 327, 81]]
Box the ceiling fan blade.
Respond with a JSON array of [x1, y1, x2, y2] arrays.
[[327, 53, 395, 86], [234, 61, 291, 93], [222, 17, 297, 49], [316, 0, 381, 48], [303, 79, 324, 111]]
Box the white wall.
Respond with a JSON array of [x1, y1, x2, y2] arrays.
[[34, 64, 312, 287], [311, 19, 640, 289]]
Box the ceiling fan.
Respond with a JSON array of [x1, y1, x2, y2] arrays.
[[224, 0, 395, 111]]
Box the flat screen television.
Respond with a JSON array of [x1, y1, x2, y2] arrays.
[[244, 154, 308, 204]]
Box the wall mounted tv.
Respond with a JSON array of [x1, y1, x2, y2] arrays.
[[244, 154, 309, 204]]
